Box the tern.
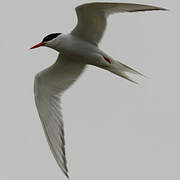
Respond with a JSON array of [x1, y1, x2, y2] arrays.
[[30, 2, 167, 178]]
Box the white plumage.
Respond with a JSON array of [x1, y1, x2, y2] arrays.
[[31, 2, 167, 178]]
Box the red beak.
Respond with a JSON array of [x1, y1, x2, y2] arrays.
[[30, 42, 45, 50]]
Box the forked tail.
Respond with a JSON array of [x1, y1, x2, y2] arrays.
[[104, 59, 145, 84]]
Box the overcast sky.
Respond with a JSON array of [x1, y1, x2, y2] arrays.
[[0, 0, 179, 180]]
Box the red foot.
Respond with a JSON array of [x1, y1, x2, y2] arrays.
[[103, 56, 111, 64]]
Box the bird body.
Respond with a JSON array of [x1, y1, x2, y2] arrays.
[[46, 34, 110, 68], [30, 2, 167, 178]]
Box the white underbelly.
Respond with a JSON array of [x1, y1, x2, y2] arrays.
[[57, 34, 109, 67]]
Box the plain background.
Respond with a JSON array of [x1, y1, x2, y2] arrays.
[[0, 0, 179, 180]]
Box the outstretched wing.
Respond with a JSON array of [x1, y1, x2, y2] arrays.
[[34, 54, 85, 178], [71, 2, 167, 45]]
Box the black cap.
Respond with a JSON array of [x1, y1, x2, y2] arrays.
[[42, 33, 61, 42]]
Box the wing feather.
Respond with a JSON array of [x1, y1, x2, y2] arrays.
[[34, 54, 85, 178], [71, 2, 167, 45]]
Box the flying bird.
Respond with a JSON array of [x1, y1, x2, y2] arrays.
[[30, 2, 167, 178]]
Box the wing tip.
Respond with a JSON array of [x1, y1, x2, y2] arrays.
[[65, 172, 70, 179], [129, 7, 169, 12]]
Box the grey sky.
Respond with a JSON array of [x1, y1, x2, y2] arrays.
[[0, 0, 179, 180]]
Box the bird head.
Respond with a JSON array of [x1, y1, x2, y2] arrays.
[[30, 33, 62, 50]]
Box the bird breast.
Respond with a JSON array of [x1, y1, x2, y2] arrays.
[[55, 34, 106, 66]]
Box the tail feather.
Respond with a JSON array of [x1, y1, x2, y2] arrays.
[[118, 73, 139, 84], [118, 61, 145, 77], [104, 59, 144, 83]]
